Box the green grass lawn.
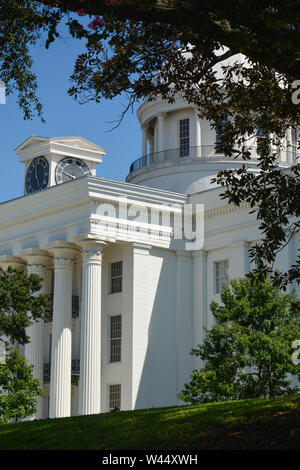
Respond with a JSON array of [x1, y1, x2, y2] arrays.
[[0, 395, 300, 450]]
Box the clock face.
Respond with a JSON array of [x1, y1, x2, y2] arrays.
[[55, 157, 91, 184], [25, 157, 49, 194]]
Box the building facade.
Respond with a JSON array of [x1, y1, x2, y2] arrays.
[[0, 96, 298, 419]]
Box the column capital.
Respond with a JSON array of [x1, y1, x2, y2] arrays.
[[157, 111, 167, 120], [79, 241, 106, 265], [16, 248, 53, 274], [0, 254, 26, 271], [46, 241, 79, 270], [74, 234, 107, 265]]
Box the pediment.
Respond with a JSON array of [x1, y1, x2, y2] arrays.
[[15, 136, 107, 163]]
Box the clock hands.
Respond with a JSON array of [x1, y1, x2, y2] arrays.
[[55, 158, 91, 185], [62, 170, 76, 180], [35, 162, 41, 187]]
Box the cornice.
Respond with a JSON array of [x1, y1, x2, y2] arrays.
[[0, 176, 187, 229], [0, 198, 92, 234]]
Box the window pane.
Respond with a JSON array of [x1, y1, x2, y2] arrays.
[[109, 384, 121, 411], [179, 119, 190, 157], [111, 261, 122, 294], [110, 315, 122, 362], [291, 128, 298, 161], [215, 260, 229, 294]]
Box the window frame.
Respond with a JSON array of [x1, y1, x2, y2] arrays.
[[179, 118, 190, 158], [108, 383, 121, 412], [109, 314, 122, 363], [214, 260, 229, 295], [291, 127, 298, 162], [110, 261, 123, 294]]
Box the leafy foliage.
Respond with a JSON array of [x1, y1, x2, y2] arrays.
[[0, 267, 51, 345], [0, 348, 44, 424], [0, 1, 299, 286], [178, 276, 300, 404]]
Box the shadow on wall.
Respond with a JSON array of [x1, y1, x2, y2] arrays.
[[134, 248, 194, 410]]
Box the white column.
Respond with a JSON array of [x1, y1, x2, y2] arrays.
[[176, 251, 193, 397], [19, 249, 52, 419], [48, 242, 78, 419], [192, 250, 207, 370], [149, 136, 154, 156], [157, 112, 166, 152], [141, 125, 148, 157], [194, 108, 201, 156], [77, 238, 105, 415]]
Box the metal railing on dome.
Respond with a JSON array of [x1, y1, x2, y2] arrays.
[[129, 145, 299, 173]]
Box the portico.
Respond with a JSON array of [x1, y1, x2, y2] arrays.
[[0, 174, 188, 417]]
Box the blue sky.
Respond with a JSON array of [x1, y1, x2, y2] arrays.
[[0, 25, 141, 203]]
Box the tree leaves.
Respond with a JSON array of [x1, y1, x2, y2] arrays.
[[0, 348, 44, 423], [0, 267, 51, 345], [178, 276, 300, 404]]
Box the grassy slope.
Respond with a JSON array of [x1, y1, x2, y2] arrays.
[[0, 395, 300, 450]]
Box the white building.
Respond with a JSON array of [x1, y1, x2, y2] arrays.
[[0, 93, 298, 419]]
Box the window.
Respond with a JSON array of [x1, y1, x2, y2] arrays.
[[215, 116, 228, 153], [291, 127, 298, 161], [256, 126, 269, 138], [111, 261, 122, 294], [215, 260, 229, 294], [109, 384, 121, 411], [109, 314, 122, 363], [179, 119, 190, 157]]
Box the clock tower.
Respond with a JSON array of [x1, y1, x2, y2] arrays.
[[15, 136, 107, 195]]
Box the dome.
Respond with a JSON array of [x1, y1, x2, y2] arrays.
[[126, 95, 294, 194]]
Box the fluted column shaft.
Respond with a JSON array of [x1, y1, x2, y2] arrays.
[[194, 108, 201, 151], [78, 241, 104, 415], [48, 243, 77, 418], [20, 250, 52, 419]]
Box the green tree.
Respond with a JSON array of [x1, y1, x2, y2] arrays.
[[178, 276, 300, 404], [0, 348, 44, 423], [0, 267, 51, 346], [0, 1, 299, 287]]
